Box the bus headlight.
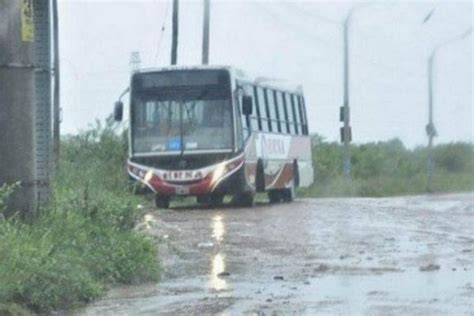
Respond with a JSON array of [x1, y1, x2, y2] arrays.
[[211, 163, 227, 186], [144, 170, 154, 183], [210, 160, 241, 188]]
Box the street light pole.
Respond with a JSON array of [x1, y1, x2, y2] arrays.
[[425, 27, 472, 192], [340, 4, 373, 180], [342, 12, 352, 179], [426, 50, 436, 192], [340, 5, 368, 180]]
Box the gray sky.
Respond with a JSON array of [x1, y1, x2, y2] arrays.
[[59, 0, 473, 147]]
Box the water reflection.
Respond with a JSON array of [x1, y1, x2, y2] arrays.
[[212, 215, 225, 242], [209, 253, 228, 290], [209, 214, 228, 290]]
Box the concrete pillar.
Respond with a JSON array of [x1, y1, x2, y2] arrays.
[[0, 0, 37, 216]]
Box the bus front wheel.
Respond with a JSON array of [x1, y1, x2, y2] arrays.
[[197, 194, 224, 207], [155, 195, 170, 209], [232, 191, 255, 208]]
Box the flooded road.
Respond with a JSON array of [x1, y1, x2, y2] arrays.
[[74, 193, 473, 315]]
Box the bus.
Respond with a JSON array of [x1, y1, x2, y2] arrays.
[[114, 66, 313, 208]]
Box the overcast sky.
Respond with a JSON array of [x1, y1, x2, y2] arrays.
[[58, 0, 472, 147]]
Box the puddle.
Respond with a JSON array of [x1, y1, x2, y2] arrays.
[[222, 269, 473, 315], [208, 214, 229, 290], [209, 253, 228, 291], [212, 214, 225, 242]]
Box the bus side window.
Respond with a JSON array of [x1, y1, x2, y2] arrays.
[[284, 93, 295, 134], [276, 91, 289, 134], [236, 86, 250, 139], [297, 96, 306, 135], [244, 85, 259, 132], [300, 96, 308, 135], [281, 92, 290, 134], [257, 87, 268, 132], [235, 85, 246, 146], [252, 86, 263, 131], [273, 90, 282, 133], [290, 94, 300, 135], [263, 88, 273, 132]]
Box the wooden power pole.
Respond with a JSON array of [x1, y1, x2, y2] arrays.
[[171, 0, 179, 65], [202, 0, 210, 64]]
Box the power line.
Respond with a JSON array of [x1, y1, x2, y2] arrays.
[[251, 2, 431, 78], [252, 2, 335, 47], [154, 0, 171, 65], [279, 2, 342, 27]]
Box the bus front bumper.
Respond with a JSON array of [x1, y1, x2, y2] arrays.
[[127, 155, 245, 197]]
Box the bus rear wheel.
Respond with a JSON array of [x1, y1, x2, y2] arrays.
[[281, 163, 298, 202], [281, 181, 296, 202], [155, 195, 170, 209], [268, 190, 283, 203], [268, 176, 297, 204]]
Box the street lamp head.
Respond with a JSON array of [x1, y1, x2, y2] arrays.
[[422, 8, 435, 24]]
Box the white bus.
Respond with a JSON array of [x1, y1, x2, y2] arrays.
[[114, 66, 314, 208]]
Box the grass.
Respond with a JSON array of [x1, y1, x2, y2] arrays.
[[0, 119, 159, 314]]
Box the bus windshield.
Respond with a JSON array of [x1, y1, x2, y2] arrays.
[[131, 71, 232, 154]]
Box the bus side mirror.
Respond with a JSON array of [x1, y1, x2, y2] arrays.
[[114, 101, 123, 122], [242, 96, 253, 116]]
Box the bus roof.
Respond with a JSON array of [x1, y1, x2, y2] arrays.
[[135, 65, 304, 94]]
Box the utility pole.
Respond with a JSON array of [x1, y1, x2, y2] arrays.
[[0, 0, 37, 216], [202, 0, 210, 64], [426, 52, 436, 192], [339, 5, 371, 180], [171, 0, 179, 65], [425, 28, 472, 192], [52, 0, 60, 169], [340, 10, 353, 179]]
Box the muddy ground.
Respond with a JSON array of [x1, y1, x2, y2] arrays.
[[72, 193, 473, 315]]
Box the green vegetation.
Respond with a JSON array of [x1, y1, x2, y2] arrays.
[[0, 119, 159, 315], [301, 135, 474, 197]]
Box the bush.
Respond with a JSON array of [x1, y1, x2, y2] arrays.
[[302, 135, 474, 197], [0, 182, 20, 217], [433, 143, 474, 172], [0, 118, 159, 314]]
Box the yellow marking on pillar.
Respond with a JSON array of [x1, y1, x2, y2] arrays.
[[21, 0, 34, 42]]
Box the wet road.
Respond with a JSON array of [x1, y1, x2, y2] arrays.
[[74, 193, 473, 315]]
